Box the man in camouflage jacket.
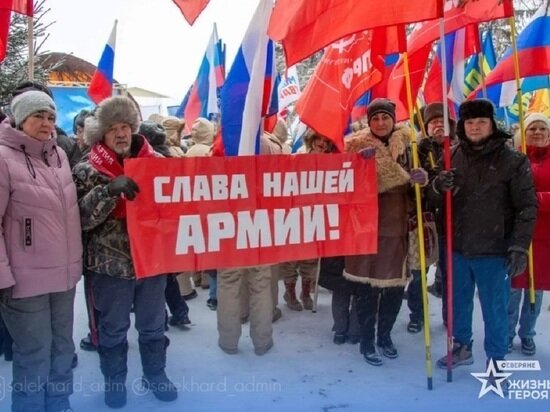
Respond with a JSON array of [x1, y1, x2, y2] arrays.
[[72, 96, 177, 408]]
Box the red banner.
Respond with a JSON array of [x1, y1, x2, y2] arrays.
[[125, 154, 378, 278], [296, 32, 383, 151]]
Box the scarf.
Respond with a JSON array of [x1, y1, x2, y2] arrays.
[[89, 136, 157, 218]]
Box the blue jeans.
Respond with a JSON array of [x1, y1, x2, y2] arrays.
[[453, 252, 510, 360], [92, 273, 167, 348], [508, 288, 543, 340], [0, 288, 76, 412]]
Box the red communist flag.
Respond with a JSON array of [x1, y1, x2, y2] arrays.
[[268, 0, 443, 67], [172, 0, 209, 25], [0, 0, 33, 16], [296, 32, 383, 151]]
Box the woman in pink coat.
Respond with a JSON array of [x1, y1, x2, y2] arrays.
[[0, 90, 82, 412], [508, 113, 550, 357]]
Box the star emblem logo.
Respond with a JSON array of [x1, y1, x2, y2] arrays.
[[471, 360, 512, 398]]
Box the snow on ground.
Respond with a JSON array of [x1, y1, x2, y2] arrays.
[[1, 273, 549, 412]]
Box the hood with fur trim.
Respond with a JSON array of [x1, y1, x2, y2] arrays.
[[84, 96, 140, 145]]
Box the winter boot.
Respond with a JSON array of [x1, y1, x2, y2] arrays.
[[436, 341, 473, 369], [300, 279, 314, 311], [521, 338, 536, 356], [361, 341, 383, 366], [377, 336, 398, 359], [283, 281, 303, 311], [99, 342, 128, 409], [139, 337, 178, 402]]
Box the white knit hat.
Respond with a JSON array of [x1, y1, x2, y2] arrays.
[[10, 91, 56, 127], [525, 113, 550, 130]]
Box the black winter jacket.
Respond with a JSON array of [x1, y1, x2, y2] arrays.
[[428, 130, 537, 257]]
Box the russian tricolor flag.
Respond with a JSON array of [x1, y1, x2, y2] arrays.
[[88, 21, 117, 104], [220, 0, 274, 156], [469, 2, 550, 101], [183, 24, 225, 129]]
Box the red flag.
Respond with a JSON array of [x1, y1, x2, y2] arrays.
[[408, 0, 513, 55], [0, 0, 33, 16], [296, 32, 383, 151], [386, 44, 432, 122], [172, 0, 209, 25], [0, 9, 10, 62], [268, 0, 443, 67]]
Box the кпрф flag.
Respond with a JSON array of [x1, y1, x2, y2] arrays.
[[220, 0, 274, 156], [88, 21, 117, 104], [183, 23, 225, 128]]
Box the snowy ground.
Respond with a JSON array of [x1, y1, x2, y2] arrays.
[[1, 271, 549, 412]]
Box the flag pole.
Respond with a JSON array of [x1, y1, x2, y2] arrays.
[[27, 14, 33, 80], [437, 15, 454, 383], [477, 30, 487, 99], [508, 13, 535, 312], [402, 51, 433, 391]]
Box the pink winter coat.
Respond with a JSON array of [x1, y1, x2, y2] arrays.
[[0, 121, 82, 298]]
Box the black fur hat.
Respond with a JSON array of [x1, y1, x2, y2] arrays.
[[458, 99, 495, 121], [456, 98, 498, 140]]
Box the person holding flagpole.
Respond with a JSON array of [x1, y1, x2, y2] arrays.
[[343, 98, 428, 366]]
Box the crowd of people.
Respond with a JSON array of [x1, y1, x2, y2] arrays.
[[0, 81, 548, 412]]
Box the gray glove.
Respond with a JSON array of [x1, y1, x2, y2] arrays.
[[434, 169, 455, 192]]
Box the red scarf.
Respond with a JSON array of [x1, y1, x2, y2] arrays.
[[89, 136, 157, 219]]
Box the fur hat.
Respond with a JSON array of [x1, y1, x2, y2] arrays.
[[84, 96, 140, 145], [367, 98, 396, 124], [191, 117, 214, 145], [458, 99, 495, 121], [456, 99, 498, 141], [10, 91, 56, 127]]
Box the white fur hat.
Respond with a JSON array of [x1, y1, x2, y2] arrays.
[[525, 113, 550, 130]]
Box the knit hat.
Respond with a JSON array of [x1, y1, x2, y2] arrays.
[[191, 117, 214, 145], [84, 96, 140, 145], [367, 98, 396, 124], [10, 91, 57, 127], [524, 113, 550, 130]]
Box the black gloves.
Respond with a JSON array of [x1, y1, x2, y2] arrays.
[[434, 169, 455, 192], [506, 250, 528, 278], [107, 176, 140, 201]]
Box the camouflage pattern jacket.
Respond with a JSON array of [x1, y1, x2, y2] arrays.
[[73, 161, 136, 280]]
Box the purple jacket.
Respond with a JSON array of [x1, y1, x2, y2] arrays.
[[0, 121, 82, 298]]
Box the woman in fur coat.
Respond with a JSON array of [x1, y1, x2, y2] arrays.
[[344, 98, 427, 366]]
